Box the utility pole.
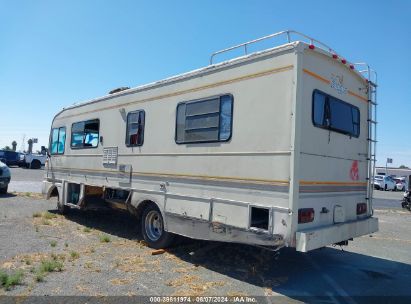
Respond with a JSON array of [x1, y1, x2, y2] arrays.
[[20, 134, 26, 152]]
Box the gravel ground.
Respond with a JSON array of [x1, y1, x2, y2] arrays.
[[0, 193, 411, 302]]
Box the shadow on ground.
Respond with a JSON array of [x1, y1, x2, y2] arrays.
[[55, 208, 411, 302], [0, 192, 17, 198]]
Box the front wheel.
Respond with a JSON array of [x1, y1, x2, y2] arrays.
[[141, 204, 174, 249]]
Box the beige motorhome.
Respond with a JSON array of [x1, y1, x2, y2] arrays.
[[43, 30, 378, 252]]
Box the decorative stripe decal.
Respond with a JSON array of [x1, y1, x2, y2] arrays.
[[303, 68, 330, 84], [299, 180, 367, 193], [56, 65, 294, 120], [348, 90, 368, 103], [300, 181, 367, 186], [303, 68, 368, 103], [49, 167, 289, 186]]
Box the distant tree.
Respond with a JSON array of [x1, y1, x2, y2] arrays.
[[2, 146, 12, 151], [399, 165, 409, 169]]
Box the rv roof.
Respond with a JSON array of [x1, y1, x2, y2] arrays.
[[62, 30, 375, 112], [62, 42, 298, 112]]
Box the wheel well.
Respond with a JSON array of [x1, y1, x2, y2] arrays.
[[49, 186, 59, 198], [133, 200, 158, 221], [32, 159, 41, 164]]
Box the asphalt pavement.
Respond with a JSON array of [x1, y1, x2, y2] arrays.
[[8, 167, 44, 193]]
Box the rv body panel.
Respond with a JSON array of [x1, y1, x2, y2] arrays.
[[293, 48, 378, 249]]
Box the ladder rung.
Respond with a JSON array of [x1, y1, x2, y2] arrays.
[[369, 101, 377, 105], [367, 119, 377, 124], [367, 139, 377, 142]]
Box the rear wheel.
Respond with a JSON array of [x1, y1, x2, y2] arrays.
[[141, 204, 174, 249], [31, 160, 41, 169], [384, 184, 387, 191]]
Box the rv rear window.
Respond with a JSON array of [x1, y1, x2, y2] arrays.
[[175, 94, 233, 144], [71, 119, 100, 149], [126, 110, 145, 147], [312, 90, 360, 137], [50, 127, 66, 155]]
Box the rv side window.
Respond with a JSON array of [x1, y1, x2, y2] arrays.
[[71, 119, 100, 149], [50, 127, 66, 155], [126, 110, 145, 147], [175, 94, 233, 144], [312, 90, 360, 138]]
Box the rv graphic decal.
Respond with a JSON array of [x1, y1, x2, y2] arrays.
[[330, 74, 347, 95]]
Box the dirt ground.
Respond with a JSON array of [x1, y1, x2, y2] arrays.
[[1, 193, 411, 303]]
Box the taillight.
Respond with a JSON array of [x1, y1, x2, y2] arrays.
[[357, 203, 367, 215], [298, 208, 315, 223]]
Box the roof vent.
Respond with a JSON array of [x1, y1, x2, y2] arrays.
[[109, 87, 130, 94]]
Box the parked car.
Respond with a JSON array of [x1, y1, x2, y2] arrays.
[[393, 177, 407, 191], [23, 153, 47, 169], [373, 175, 396, 191], [0, 150, 25, 167], [0, 161, 11, 194]]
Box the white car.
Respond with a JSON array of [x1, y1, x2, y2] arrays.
[[0, 161, 11, 194], [393, 177, 407, 191], [373, 175, 396, 191]]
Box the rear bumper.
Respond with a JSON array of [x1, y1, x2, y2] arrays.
[[296, 217, 378, 252]]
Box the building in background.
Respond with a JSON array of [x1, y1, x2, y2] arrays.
[[375, 167, 411, 177]]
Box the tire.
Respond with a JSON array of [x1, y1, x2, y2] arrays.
[[30, 160, 41, 169], [384, 185, 387, 191], [141, 204, 174, 249], [393, 186, 397, 192], [0, 186, 7, 194]]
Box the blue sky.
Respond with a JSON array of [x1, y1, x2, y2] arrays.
[[1, 0, 410, 167]]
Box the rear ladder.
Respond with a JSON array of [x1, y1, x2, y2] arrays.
[[354, 63, 378, 216], [367, 81, 377, 215]]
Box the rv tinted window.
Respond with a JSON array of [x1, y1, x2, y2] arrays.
[[175, 95, 233, 144], [50, 127, 66, 155], [71, 119, 99, 149], [312, 90, 360, 137], [126, 110, 145, 147]]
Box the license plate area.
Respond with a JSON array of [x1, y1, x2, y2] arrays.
[[333, 205, 345, 223]]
